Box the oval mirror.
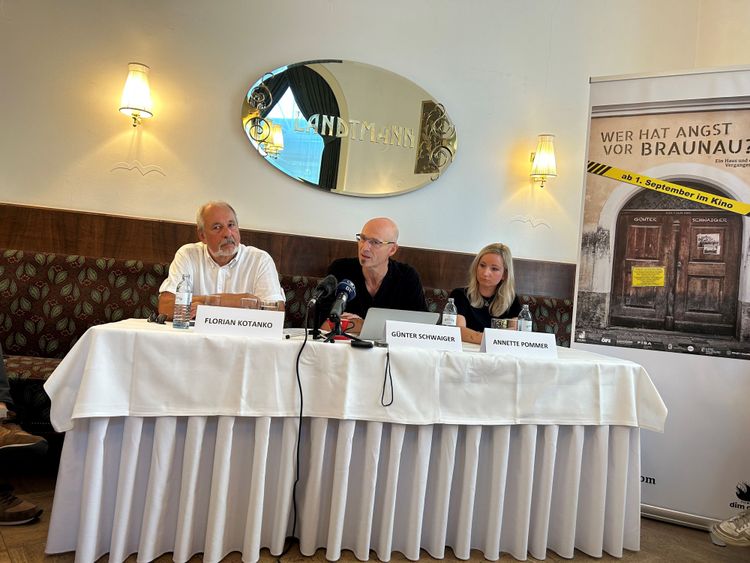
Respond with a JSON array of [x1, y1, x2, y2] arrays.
[[241, 60, 457, 197]]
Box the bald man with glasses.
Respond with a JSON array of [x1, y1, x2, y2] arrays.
[[322, 217, 428, 334]]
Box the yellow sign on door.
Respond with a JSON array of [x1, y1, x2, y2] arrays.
[[632, 266, 666, 287]]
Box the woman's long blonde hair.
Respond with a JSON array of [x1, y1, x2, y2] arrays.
[[466, 243, 516, 317]]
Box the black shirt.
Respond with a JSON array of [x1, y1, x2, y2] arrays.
[[323, 257, 428, 319], [449, 287, 522, 332]]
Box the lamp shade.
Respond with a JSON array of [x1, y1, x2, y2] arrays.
[[530, 134, 557, 179], [119, 63, 153, 120], [263, 123, 285, 157], [270, 123, 284, 150]]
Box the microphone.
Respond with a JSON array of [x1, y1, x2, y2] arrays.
[[328, 279, 356, 322], [308, 274, 337, 305]]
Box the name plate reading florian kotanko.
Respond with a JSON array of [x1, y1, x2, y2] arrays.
[[480, 329, 557, 358], [194, 305, 284, 340], [386, 320, 462, 352]]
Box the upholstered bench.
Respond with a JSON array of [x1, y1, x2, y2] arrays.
[[1, 249, 573, 434], [1, 250, 168, 433]]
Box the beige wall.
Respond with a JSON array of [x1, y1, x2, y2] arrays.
[[2, 0, 746, 263], [696, 0, 750, 67]]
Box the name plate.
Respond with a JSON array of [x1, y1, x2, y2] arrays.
[[386, 320, 462, 351], [480, 329, 558, 358], [194, 305, 284, 340]]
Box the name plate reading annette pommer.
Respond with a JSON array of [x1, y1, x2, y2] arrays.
[[480, 328, 557, 358], [386, 320, 462, 352], [194, 305, 284, 340]]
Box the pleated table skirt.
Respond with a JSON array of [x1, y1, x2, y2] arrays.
[[46, 416, 640, 562]]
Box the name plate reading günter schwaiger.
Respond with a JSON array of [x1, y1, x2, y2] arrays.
[[385, 320, 462, 352]]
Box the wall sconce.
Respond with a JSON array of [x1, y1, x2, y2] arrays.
[[119, 62, 153, 127], [242, 77, 284, 158], [263, 123, 285, 158], [242, 77, 275, 153], [250, 121, 285, 159], [530, 134, 557, 188]]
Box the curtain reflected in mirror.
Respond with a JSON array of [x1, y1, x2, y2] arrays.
[[241, 60, 457, 197]]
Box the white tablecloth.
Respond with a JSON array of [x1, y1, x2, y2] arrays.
[[45, 319, 667, 431], [44, 320, 666, 562]]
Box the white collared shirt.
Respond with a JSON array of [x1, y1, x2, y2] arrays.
[[159, 242, 285, 302]]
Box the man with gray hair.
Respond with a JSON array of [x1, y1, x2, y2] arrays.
[[158, 201, 285, 318]]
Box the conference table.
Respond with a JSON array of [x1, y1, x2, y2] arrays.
[[44, 319, 667, 562]]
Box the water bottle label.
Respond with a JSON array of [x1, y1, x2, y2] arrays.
[[442, 314, 457, 327], [518, 319, 532, 332], [175, 292, 192, 305]]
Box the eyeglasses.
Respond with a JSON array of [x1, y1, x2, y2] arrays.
[[356, 233, 395, 247]]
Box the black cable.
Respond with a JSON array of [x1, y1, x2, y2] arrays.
[[380, 348, 394, 407], [283, 307, 392, 560], [279, 308, 309, 558]]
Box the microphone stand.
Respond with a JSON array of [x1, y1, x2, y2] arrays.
[[322, 317, 363, 343], [307, 300, 325, 340]]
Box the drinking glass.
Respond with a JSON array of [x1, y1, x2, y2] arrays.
[[260, 300, 281, 311]]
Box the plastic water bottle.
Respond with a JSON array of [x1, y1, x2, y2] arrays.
[[172, 273, 193, 329], [442, 297, 457, 326], [517, 304, 533, 332]]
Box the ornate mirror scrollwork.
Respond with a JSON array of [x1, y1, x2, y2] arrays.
[[416, 102, 456, 180], [241, 60, 457, 197], [242, 74, 279, 158]]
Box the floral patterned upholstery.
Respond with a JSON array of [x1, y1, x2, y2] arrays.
[[425, 288, 449, 314], [279, 274, 319, 329], [0, 249, 167, 359], [1, 249, 573, 434], [519, 295, 573, 348], [1, 248, 169, 433]]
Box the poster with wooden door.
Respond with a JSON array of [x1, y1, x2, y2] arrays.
[[576, 103, 750, 359], [610, 211, 740, 336], [576, 70, 750, 533]]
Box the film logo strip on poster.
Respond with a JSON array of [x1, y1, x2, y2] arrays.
[[587, 161, 750, 215]]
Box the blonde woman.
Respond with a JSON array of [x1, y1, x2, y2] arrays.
[[450, 243, 522, 344]]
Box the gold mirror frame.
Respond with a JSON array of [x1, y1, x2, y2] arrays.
[[241, 60, 457, 197]]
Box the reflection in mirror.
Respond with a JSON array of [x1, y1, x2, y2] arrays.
[[241, 60, 457, 197]]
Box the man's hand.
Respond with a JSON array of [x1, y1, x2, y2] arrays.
[[319, 312, 363, 334], [340, 312, 364, 334]]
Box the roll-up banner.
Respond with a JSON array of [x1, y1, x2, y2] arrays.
[[574, 67, 750, 527]]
